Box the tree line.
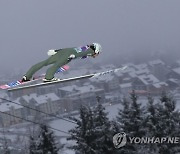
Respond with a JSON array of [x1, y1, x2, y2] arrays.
[[2, 91, 180, 154], [68, 91, 180, 154]]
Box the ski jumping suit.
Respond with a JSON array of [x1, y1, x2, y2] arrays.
[[25, 45, 95, 80]]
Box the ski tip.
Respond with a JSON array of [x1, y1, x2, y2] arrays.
[[114, 66, 128, 73], [122, 66, 128, 70], [63, 65, 70, 70]]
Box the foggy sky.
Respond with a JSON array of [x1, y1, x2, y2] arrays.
[[0, 0, 180, 73]]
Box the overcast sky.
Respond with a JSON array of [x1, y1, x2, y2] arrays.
[[0, 0, 180, 73]]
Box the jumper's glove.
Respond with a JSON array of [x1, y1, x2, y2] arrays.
[[47, 49, 57, 56], [67, 54, 76, 61]]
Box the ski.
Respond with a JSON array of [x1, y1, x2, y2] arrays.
[[7, 66, 127, 92], [0, 65, 69, 90], [92, 66, 127, 78]]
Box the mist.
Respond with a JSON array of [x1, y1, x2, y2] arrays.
[[0, 0, 180, 73]]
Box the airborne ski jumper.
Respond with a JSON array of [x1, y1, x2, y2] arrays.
[[22, 43, 102, 82]]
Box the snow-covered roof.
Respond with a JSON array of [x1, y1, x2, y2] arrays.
[[167, 78, 179, 84], [148, 59, 165, 66], [152, 82, 168, 88], [135, 69, 150, 75], [59, 85, 78, 92], [114, 63, 150, 78], [138, 74, 159, 85], [91, 73, 115, 82], [114, 71, 123, 77], [122, 77, 131, 82], [0, 92, 9, 103], [172, 67, 180, 75], [83, 82, 91, 86], [0, 92, 9, 98], [44, 93, 60, 101], [22, 93, 38, 102], [33, 96, 47, 104], [59, 84, 96, 94], [76, 85, 95, 93], [120, 83, 132, 88], [32, 93, 60, 104], [0, 98, 22, 112], [21, 93, 60, 105], [128, 72, 137, 78], [134, 63, 148, 70]]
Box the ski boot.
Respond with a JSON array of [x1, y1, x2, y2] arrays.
[[43, 77, 61, 82], [21, 75, 30, 82]]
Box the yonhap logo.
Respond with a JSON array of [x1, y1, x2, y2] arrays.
[[113, 132, 127, 148], [112, 132, 180, 149]]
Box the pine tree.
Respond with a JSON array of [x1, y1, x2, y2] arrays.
[[33, 124, 59, 154], [155, 92, 180, 154], [117, 96, 135, 154], [117, 97, 131, 132], [68, 103, 120, 154], [29, 136, 37, 154], [145, 97, 157, 135], [3, 140, 10, 154], [116, 91, 145, 154], [144, 93, 180, 154], [129, 91, 145, 137], [144, 96, 159, 153], [92, 103, 119, 154], [68, 105, 97, 154], [2, 128, 11, 154]]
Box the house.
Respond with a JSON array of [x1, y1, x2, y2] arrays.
[[19, 93, 38, 118], [131, 74, 169, 95], [36, 85, 56, 95], [57, 84, 105, 113], [148, 59, 169, 81], [131, 74, 159, 91], [91, 74, 120, 92], [18, 93, 61, 121], [57, 85, 79, 98], [120, 83, 132, 95], [172, 60, 180, 68], [138, 74, 159, 85], [0, 92, 9, 103], [0, 92, 62, 127], [167, 67, 180, 80], [8, 86, 38, 99], [135, 68, 150, 76], [132, 77, 147, 91], [148, 82, 169, 95], [115, 64, 149, 84], [134, 63, 148, 70], [105, 94, 121, 104], [0, 99, 23, 127], [166, 78, 179, 90]]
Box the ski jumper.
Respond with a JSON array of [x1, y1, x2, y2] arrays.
[[25, 46, 95, 80]]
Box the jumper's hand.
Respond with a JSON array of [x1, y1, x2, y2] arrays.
[[67, 54, 76, 61], [47, 49, 57, 56]]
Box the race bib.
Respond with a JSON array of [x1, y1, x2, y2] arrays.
[[74, 45, 89, 53]]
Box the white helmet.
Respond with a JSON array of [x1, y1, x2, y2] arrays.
[[93, 43, 102, 54]]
